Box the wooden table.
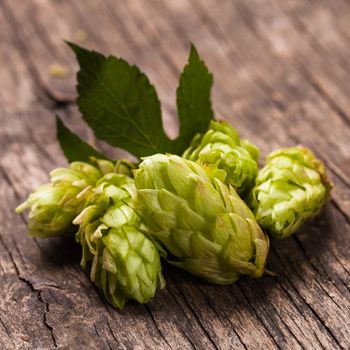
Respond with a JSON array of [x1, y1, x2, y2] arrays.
[[1, 1, 349, 349]]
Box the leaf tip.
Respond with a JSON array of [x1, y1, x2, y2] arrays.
[[56, 114, 63, 134], [65, 41, 93, 61], [189, 43, 199, 61], [65, 40, 80, 53]]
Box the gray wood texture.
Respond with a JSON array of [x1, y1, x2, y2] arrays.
[[0, 0, 349, 349]]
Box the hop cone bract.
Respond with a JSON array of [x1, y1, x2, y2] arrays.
[[73, 173, 165, 309], [249, 146, 332, 239], [183, 120, 259, 196], [15, 159, 119, 237], [134, 154, 269, 284]]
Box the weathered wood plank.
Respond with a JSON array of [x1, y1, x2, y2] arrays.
[[0, 0, 349, 349], [0, 7, 37, 112]]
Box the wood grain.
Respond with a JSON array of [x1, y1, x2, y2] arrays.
[[0, 0, 349, 349]]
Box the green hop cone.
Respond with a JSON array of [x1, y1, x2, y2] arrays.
[[16, 159, 134, 237], [183, 120, 260, 196], [134, 154, 269, 285], [249, 146, 332, 239], [73, 173, 165, 309]]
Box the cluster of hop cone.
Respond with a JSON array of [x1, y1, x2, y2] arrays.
[[17, 120, 332, 309]]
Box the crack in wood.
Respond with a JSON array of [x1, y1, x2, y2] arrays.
[[251, 279, 305, 349], [293, 234, 350, 305], [168, 280, 221, 350], [271, 275, 327, 349], [38, 290, 58, 348], [164, 286, 216, 350], [234, 284, 282, 349], [197, 285, 247, 350], [93, 323, 112, 350], [0, 317, 10, 338], [0, 233, 57, 348], [327, 161, 350, 188], [144, 304, 172, 350], [332, 199, 350, 226], [284, 257, 345, 349], [271, 246, 340, 349], [105, 317, 120, 348]]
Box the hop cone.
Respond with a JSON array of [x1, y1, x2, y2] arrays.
[[73, 173, 165, 309], [249, 146, 332, 239], [15, 159, 121, 237], [183, 120, 260, 196], [134, 154, 269, 285]]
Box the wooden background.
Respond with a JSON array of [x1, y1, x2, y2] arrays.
[[1, 0, 350, 349]]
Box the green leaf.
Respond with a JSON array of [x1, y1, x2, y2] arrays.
[[67, 42, 173, 158], [176, 44, 214, 150], [56, 115, 108, 163]]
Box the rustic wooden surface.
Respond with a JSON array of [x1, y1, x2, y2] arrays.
[[0, 0, 349, 349]]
